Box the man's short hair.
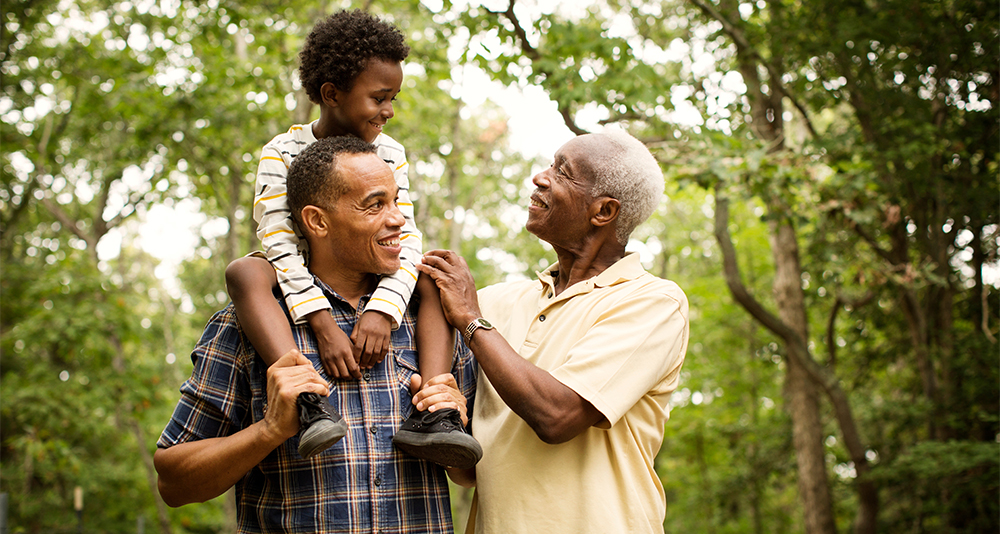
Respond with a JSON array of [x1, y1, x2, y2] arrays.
[[588, 131, 665, 245], [298, 9, 410, 103], [286, 136, 378, 226]]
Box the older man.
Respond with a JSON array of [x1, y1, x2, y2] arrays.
[[420, 130, 690, 533], [154, 136, 475, 533]]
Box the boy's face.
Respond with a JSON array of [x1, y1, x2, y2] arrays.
[[326, 59, 403, 143]]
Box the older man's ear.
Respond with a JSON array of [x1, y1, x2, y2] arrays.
[[299, 205, 331, 238], [590, 197, 621, 228]]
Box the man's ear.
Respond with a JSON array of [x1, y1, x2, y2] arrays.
[[299, 205, 330, 238], [590, 196, 620, 228], [320, 82, 339, 108]]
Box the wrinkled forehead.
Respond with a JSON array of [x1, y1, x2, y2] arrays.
[[555, 134, 608, 175]]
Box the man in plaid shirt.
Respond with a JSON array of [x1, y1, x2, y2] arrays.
[[154, 136, 476, 533]]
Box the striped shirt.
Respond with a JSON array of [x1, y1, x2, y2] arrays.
[[253, 122, 422, 327], [157, 276, 477, 533]]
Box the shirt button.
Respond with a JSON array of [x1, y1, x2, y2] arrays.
[[363, 371, 371, 381], [370, 425, 378, 435], [548, 292, 553, 298], [539, 314, 546, 322], [374, 476, 382, 486]]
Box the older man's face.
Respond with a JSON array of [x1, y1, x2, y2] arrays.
[[527, 135, 602, 246], [323, 153, 406, 277]]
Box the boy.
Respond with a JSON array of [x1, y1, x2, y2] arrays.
[[225, 9, 480, 468]]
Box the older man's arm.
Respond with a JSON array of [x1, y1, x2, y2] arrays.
[[418, 250, 604, 444], [154, 350, 329, 506]]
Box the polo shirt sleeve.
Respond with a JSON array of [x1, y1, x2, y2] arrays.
[[157, 307, 253, 448], [549, 285, 689, 429]]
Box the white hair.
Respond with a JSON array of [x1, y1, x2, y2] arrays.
[[587, 130, 664, 245]]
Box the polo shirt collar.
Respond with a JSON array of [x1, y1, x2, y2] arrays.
[[536, 252, 645, 296]]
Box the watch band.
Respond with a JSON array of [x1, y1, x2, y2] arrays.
[[463, 317, 494, 344]]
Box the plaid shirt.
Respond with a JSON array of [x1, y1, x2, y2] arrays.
[[158, 277, 477, 533]]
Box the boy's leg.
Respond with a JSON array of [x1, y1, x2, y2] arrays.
[[392, 273, 482, 469], [225, 255, 346, 458], [225, 256, 297, 366]]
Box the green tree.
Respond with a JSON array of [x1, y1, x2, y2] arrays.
[[452, 0, 998, 533]]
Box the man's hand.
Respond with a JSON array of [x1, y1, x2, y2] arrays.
[[410, 373, 470, 426], [154, 348, 331, 507], [262, 349, 331, 441], [307, 311, 361, 379], [352, 310, 393, 369], [417, 250, 482, 331]]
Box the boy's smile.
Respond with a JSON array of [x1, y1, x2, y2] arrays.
[[320, 59, 403, 143]]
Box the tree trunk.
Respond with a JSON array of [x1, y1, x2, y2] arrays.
[[769, 218, 838, 534]]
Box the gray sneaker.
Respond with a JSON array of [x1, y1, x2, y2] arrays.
[[392, 408, 482, 469], [297, 392, 347, 459]]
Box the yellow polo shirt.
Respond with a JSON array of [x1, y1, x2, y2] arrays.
[[467, 253, 689, 533]]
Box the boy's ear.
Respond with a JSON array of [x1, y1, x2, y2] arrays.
[[299, 205, 330, 238], [320, 82, 339, 107]]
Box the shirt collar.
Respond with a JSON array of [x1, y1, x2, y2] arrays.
[[312, 275, 370, 310], [536, 252, 645, 293]]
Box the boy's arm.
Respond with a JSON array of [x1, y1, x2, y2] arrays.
[[254, 141, 331, 324], [253, 140, 358, 378]]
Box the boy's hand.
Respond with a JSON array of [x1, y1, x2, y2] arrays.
[[352, 310, 392, 369], [307, 310, 360, 379]]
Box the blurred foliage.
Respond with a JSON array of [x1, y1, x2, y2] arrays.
[[2, 0, 998, 533]]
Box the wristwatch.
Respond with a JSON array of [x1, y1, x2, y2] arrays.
[[463, 317, 494, 344]]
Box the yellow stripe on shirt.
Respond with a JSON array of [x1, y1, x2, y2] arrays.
[[368, 297, 403, 317], [263, 229, 295, 238], [289, 295, 328, 310], [399, 265, 417, 281], [259, 155, 289, 169], [254, 192, 287, 207]]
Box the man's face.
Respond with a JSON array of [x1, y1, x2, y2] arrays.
[[328, 59, 403, 143], [324, 153, 405, 277], [526, 135, 602, 246]]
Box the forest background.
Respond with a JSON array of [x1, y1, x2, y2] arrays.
[[1, 0, 997, 533]]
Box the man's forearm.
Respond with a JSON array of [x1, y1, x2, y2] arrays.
[[466, 329, 602, 444], [154, 420, 286, 507]]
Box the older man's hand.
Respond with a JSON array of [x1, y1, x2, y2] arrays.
[[410, 373, 470, 426], [417, 250, 482, 331]]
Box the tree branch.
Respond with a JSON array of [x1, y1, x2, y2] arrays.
[[686, 0, 817, 138], [714, 184, 804, 349], [489, 0, 589, 136]]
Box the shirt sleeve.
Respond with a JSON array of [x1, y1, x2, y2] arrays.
[[363, 150, 422, 329], [157, 307, 252, 448], [253, 141, 331, 324], [549, 287, 689, 428]]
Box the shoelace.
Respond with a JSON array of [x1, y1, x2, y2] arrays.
[[418, 408, 463, 431], [299, 393, 332, 425]]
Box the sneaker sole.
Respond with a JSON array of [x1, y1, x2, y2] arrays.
[[392, 430, 483, 469], [298, 420, 348, 459]]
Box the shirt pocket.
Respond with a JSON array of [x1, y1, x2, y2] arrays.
[[393, 348, 419, 417]]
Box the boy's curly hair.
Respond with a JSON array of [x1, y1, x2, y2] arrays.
[[299, 10, 410, 104]]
